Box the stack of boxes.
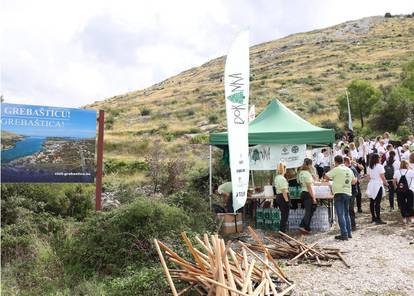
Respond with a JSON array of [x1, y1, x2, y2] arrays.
[[255, 208, 281, 231]]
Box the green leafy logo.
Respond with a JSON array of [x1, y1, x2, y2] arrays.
[[227, 91, 245, 104]]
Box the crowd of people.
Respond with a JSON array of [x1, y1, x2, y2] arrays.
[[277, 132, 414, 240], [216, 132, 414, 241]]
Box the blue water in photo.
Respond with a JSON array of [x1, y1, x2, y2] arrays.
[[1, 137, 46, 163]]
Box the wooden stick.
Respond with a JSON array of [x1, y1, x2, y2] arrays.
[[278, 231, 326, 258], [337, 252, 350, 268], [181, 232, 207, 273], [239, 242, 290, 285], [177, 283, 196, 296], [279, 283, 296, 296], [197, 276, 250, 296], [241, 259, 255, 293], [289, 242, 318, 263], [252, 279, 267, 296], [264, 270, 278, 296], [154, 239, 178, 296], [248, 227, 287, 279]]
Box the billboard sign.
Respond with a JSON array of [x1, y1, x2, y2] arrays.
[[1, 103, 97, 183]]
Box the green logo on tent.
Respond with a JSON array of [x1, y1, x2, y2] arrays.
[[227, 91, 245, 104]]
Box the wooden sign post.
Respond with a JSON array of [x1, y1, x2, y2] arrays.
[[95, 110, 104, 211]]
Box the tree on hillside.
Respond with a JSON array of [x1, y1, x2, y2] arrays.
[[401, 60, 414, 91], [368, 60, 414, 134], [368, 86, 414, 132], [337, 80, 381, 128]]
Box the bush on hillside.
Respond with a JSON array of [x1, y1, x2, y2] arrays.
[[104, 159, 148, 175], [208, 114, 219, 124], [319, 119, 344, 140], [64, 198, 194, 275], [140, 108, 151, 116], [1, 184, 93, 225]]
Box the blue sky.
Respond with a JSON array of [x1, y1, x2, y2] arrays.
[[1, 103, 96, 138], [1, 0, 413, 108]]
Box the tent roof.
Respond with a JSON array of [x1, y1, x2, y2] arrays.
[[209, 99, 334, 145]]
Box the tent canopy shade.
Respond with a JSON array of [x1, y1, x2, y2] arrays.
[[209, 99, 335, 145]]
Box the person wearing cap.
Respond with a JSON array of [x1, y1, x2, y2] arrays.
[[217, 181, 233, 212], [273, 162, 290, 233]]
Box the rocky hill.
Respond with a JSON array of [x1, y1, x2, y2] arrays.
[[87, 15, 414, 161]]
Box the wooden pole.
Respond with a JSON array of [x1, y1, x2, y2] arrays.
[[95, 110, 104, 211], [154, 239, 179, 296]]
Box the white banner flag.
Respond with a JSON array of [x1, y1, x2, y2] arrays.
[[249, 144, 306, 170], [225, 30, 250, 213]]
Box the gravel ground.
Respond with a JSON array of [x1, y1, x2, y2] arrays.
[[284, 202, 414, 296]]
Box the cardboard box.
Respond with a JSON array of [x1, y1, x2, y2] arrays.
[[217, 213, 243, 234]]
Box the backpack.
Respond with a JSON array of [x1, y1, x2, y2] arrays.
[[381, 153, 387, 164], [396, 170, 411, 194], [384, 161, 394, 181]]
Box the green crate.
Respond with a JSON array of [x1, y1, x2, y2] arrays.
[[265, 220, 273, 230], [256, 208, 264, 220], [271, 220, 280, 231], [256, 218, 264, 229], [264, 208, 271, 220], [270, 209, 281, 220]]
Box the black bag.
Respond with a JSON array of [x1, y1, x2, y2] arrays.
[[384, 161, 394, 181], [396, 171, 411, 194]]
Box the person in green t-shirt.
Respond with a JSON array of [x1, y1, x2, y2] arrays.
[[298, 158, 317, 234], [325, 155, 357, 241], [273, 162, 290, 232]]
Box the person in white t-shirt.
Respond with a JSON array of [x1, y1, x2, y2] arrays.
[[366, 153, 388, 224], [377, 140, 386, 157], [401, 144, 411, 161], [383, 132, 390, 146], [393, 160, 414, 224], [349, 142, 358, 161]]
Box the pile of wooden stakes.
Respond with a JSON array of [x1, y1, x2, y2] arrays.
[[244, 227, 350, 268], [154, 231, 295, 295]]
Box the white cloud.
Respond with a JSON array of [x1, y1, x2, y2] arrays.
[[1, 0, 413, 107]]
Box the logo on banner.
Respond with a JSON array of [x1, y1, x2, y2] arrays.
[[291, 145, 299, 154]]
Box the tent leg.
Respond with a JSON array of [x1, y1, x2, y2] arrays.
[[209, 145, 213, 211]]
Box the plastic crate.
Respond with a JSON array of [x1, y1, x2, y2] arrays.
[[265, 220, 273, 230], [271, 220, 280, 231], [256, 208, 264, 220], [270, 208, 281, 220], [263, 208, 271, 220], [256, 218, 265, 229]]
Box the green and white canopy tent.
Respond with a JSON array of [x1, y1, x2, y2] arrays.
[[207, 99, 335, 205], [210, 99, 334, 145]]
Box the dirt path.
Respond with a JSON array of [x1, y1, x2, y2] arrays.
[[285, 203, 414, 296]]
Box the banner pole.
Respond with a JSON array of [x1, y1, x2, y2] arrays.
[[95, 110, 104, 211], [209, 144, 213, 211]]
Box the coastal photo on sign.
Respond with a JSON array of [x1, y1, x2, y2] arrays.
[[1, 103, 96, 182]]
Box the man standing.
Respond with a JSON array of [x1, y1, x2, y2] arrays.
[[325, 155, 357, 241], [344, 157, 360, 230]]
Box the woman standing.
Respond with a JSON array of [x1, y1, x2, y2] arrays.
[[384, 151, 400, 211], [393, 160, 414, 224], [349, 142, 359, 161], [298, 158, 316, 234], [366, 154, 388, 224], [273, 162, 290, 233]]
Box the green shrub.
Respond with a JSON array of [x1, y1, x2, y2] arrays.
[[104, 159, 148, 175], [320, 119, 344, 140], [105, 265, 169, 296], [208, 114, 219, 124], [190, 134, 209, 144], [140, 108, 151, 116], [105, 115, 114, 129], [64, 198, 191, 274]]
